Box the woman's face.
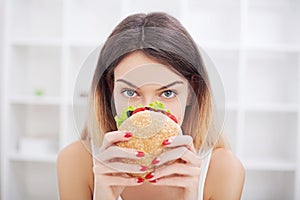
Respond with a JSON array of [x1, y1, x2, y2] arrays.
[[113, 51, 191, 125]]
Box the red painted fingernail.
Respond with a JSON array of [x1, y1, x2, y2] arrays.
[[162, 138, 172, 146], [140, 166, 148, 171], [149, 179, 157, 183], [145, 172, 154, 179], [136, 177, 144, 183], [124, 132, 132, 138], [151, 157, 160, 165], [136, 151, 145, 157]]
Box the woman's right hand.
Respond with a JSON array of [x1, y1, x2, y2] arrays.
[[92, 131, 146, 200]]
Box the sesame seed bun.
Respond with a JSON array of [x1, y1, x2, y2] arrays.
[[115, 110, 182, 178]]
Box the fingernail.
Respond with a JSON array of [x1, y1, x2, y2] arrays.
[[149, 178, 157, 183], [124, 132, 132, 138], [151, 157, 160, 165], [136, 177, 144, 183], [136, 151, 145, 157], [162, 138, 172, 146], [145, 172, 154, 179], [139, 165, 148, 171]]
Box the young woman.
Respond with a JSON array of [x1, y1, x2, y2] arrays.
[[57, 12, 245, 200]]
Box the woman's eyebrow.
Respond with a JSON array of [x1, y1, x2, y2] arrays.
[[116, 79, 184, 90]]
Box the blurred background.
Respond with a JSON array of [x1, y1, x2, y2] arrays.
[[1, 0, 300, 199]]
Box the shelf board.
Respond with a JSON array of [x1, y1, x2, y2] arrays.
[[9, 153, 57, 163], [245, 43, 300, 52], [11, 38, 62, 47], [243, 159, 296, 171], [200, 42, 240, 51], [225, 103, 239, 111], [9, 96, 62, 105], [67, 39, 102, 47], [244, 103, 298, 112]]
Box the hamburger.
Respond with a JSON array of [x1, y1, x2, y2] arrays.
[[114, 101, 182, 178]]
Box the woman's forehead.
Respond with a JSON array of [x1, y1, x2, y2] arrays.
[[114, 63, 187, 88], [114, 52, 187, 87]]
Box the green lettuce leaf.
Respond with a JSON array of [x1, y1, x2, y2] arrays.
[[114, 101, 170, 128]]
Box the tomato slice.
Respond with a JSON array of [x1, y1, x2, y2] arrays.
[[132, 107, 147, 115], [131, 107, 178, 124], [166, 113, 178, 123]]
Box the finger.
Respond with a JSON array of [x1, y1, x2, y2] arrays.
[[153, 163, 201, 179], [162, 135, 196, 153], [148, 176, 198, 189], [180, 148, 202, 167], [154, 146, 187, 166], [95, 174, 144, 186], [94, 146, 145, 162], [154, 147, 201, 167], [100, 130, 132, 150], [94, 162, 148, 174]]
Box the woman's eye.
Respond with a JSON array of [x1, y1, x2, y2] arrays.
[[161, 90, 176, 99], [122, 89, 137, 97]]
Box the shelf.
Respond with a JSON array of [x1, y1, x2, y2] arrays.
[[247, 0, 300, 46], [66, 39, 100, 47], [205, 49, 239, 103], [243, 159, 296, 171], [243, 170, 295, 200], [244, 103, 298, 112], [245, 43, 300, 53], [200, 42, 240, 51], [68, 0, 123, 42], [68, 46, 97, 98], [225, 103, 239, 111], [9, 96, 62, 105], [11, 38, 62, 47], [9, 153, 56, 163], [186, 0, 240, 44], [8, 104, 60, 155], [11, 0, 62, 40], [10, 161, 58, 200], [244, 50, 299, 105], [243, 111, 297, 163], [223, 110, 238, 152], [10, 46, 62, 97], [62, 106, 87, 148]]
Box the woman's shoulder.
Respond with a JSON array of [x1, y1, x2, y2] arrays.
[[56, 140, 94, 199], [204, 148, 245, 200], [57, 140, 92, 160]]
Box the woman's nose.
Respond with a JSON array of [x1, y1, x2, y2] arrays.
[[142, 96, 157, 107]]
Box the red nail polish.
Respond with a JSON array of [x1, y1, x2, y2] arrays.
[[145, 172, 154, 179], [136, 177, 144, 183], [140, 166, 148, 171], [124, 132, 132, 138], [151, 157, 160, 165], [149, 179, 157, 183], [136, 151, 145, 157], [162, 138, 172, 146]]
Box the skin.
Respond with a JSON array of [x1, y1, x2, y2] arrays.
[[57, 51, 245, 200]]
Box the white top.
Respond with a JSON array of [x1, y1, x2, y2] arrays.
[[117, 150, 213, 200]]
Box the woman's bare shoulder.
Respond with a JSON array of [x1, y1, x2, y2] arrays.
[[56, 140, 94, 200], [204, 148, 245, 200], [57, 140, 92, 162]]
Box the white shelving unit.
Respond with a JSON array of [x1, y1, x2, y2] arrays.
[[1, 0, 299, 199]]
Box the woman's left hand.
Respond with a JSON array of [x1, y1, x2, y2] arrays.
[[147, 135, 202, 200]]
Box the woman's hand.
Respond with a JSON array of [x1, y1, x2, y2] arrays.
[[92, 131, 145, 200], [147, 135, 202, 200]]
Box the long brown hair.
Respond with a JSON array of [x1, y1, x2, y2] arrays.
[[82, 12, 228, 154]]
